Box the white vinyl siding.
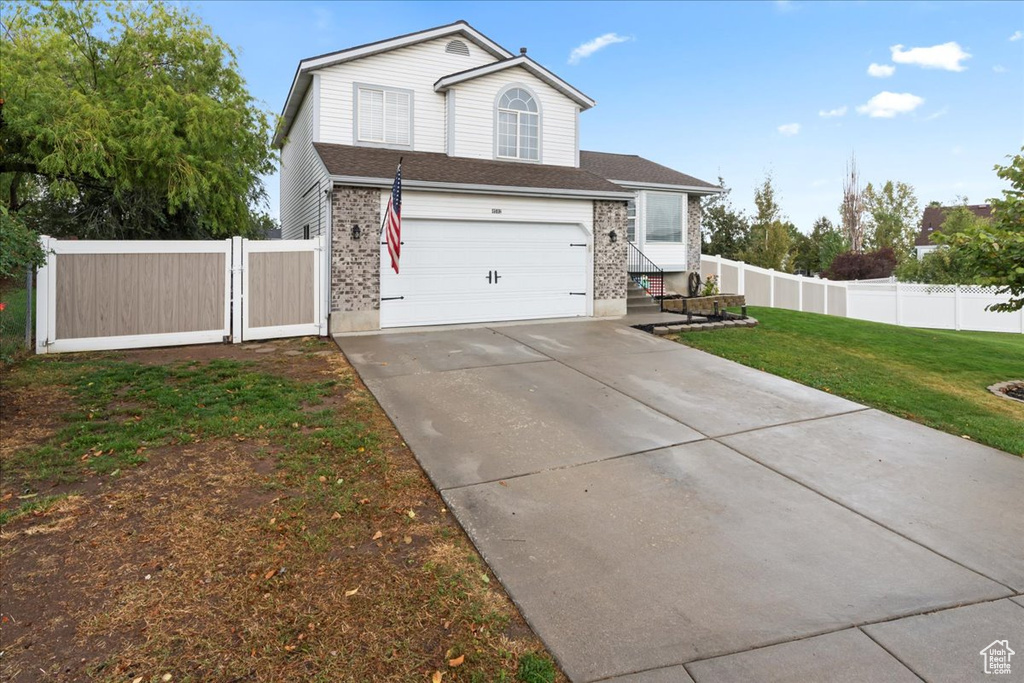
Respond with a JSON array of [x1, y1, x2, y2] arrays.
[[450, 67, 578, 167], [279, 87, 328, 240], [318, 37, 496, 153], [356, 87, 411, 146], [645, 192, 683, 243]]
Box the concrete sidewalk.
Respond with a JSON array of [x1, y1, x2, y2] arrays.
[[337, 320, 1024, 682]]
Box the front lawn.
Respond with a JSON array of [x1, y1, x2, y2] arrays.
[[674, 307, 1024, 456], [0, 339, 561, 682]]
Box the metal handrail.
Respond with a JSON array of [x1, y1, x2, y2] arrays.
[[626, 241, 665, 312]]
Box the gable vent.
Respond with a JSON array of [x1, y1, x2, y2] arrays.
[[445, 39, 470, 56]]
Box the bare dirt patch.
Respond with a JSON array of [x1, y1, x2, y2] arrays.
[[1, 337, 560, 682]]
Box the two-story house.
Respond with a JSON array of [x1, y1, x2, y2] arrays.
[[275, 21, 720, 333]]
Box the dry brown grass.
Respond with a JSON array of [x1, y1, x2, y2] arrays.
[[0, 338, 561, 682]]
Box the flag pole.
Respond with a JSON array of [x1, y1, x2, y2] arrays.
[[380, 156, 403, 238]]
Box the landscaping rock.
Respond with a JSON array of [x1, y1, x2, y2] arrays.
[[283, 350, 303, 357]]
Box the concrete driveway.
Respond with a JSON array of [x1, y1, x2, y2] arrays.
[[337, 320, 1024, 683]]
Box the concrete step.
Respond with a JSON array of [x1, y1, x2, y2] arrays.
[[627, 301, 663, 312]]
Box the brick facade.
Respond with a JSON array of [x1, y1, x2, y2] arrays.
[[330, 186, 380, 327], [687, 195, 703, 273], [593, 200, 628, 304]]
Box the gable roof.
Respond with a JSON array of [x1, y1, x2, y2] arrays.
[[313, 143, 630, 199], [434, 55, 595, 110], [915, 204, 991, 246], [579, 151, 722, 194], [274, 21, 513, 148]]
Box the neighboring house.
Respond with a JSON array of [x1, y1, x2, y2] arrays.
[[275, 21, 720, 332], [914, 203, 991, 259]]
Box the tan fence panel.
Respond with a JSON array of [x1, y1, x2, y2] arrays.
[[802, 280, 825, 314], [55, 253, 225, 339], [248, 252, 315, 328]]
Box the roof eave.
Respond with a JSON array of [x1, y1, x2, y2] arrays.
[[610, 179, 724, 194], [326, 174, 631, 200], [434, 56, 596, 110]]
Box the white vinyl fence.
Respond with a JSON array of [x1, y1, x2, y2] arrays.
[[36, 235, 327, 353], [701, 254, 1023, 334]]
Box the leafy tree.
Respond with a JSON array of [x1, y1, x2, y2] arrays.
[[741, 174, 791, 269], [0, 1, 275, 239], [0, 205, 45, 280], [824, 248, 898, 280], [895, 245, 982, 285], [938, 148, 1024, 312], [701, 177, 750, 259], [809, 216, 847, 273], [863, 180, 920, 260]]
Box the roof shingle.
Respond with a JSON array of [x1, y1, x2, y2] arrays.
[[915, 204, 992, 246], [580, 151, 719, 190], [313, 143, 628, 195]]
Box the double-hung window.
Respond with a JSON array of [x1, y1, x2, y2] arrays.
[[496, 87, 539, 161], [357, 86, 411, 147], [626, 197, 637, 242], [645, 192, 684, 243]]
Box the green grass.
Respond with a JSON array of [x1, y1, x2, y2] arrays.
[[0, 287, 31, 363], [0, 494, 68, 526], [674, 307, 1024, 455], [517, 653, 557, 683], [5, 357, 374, 483]]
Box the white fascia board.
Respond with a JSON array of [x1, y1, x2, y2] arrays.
[[327, 175, 633, 201], [274, 23, 514, 148], [610, 179, 725, 195], [434, 56, 596, 110]]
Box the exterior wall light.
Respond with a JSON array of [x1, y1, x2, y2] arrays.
[[351, 224, 361, 240], [608, 230, 617, 243]]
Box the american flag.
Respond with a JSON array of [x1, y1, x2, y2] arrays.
[[385, 162, 402, 274]]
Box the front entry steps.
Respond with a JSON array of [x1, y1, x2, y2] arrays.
[[626, 280, 663, 313]]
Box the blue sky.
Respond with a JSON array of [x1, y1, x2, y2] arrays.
[[191, 0, 1024, 231]]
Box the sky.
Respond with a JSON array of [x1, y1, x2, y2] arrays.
[[190, 0, 1024, 232]]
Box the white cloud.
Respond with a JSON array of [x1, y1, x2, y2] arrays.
[[925, 106, 948, 121], [777, 123, 801, 136], [993, 65, 1008, 73], [1010, 30, 1022, 42], [568, 33, 632, 65], [867, 63, 896, 78], [856, 91, 925, 118], [818, 105, 848, 118], [890, 42, 971, 72]]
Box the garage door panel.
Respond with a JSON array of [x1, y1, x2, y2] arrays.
[[380, 220, 590, 328]]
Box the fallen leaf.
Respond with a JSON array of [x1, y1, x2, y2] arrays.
[[162, 675, 172, 682], [264, 569, 276, 581], [499, 481, 508, 487], [284, 644, 297, 652], [359, 498, 370, 505], [403, 536, 412, 545], [318, 475, 327, 482], [133, 678, 143, 683], [407, 509, 416, 519], [345, 587, 359, 597], [480, 573, 490, 584], [372, 531, 383, 540], [292, 422, 300, 428], [331, 512, 341, 520], [448, 654, 465, 667], [431, 672, 444, 683]]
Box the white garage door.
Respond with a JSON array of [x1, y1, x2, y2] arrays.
[[379, 220, 589, 328]]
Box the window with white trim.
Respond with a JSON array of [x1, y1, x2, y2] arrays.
[[496, 87, 539, 161], [645, 192, 684, 243], [357, 86, 411, 146]]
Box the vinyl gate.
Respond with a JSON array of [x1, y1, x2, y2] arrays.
[[35, 236, 326, 353]]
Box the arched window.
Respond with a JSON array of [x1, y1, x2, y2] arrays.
[[496, 87, 539, 161]]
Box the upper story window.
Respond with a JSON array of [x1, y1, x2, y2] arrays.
[[496, 86, 539, 161], [645, 192, 684, 243], [356, 84, 412, 148]]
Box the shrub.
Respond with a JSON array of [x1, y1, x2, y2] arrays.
[[823, 248, 897, 281]]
